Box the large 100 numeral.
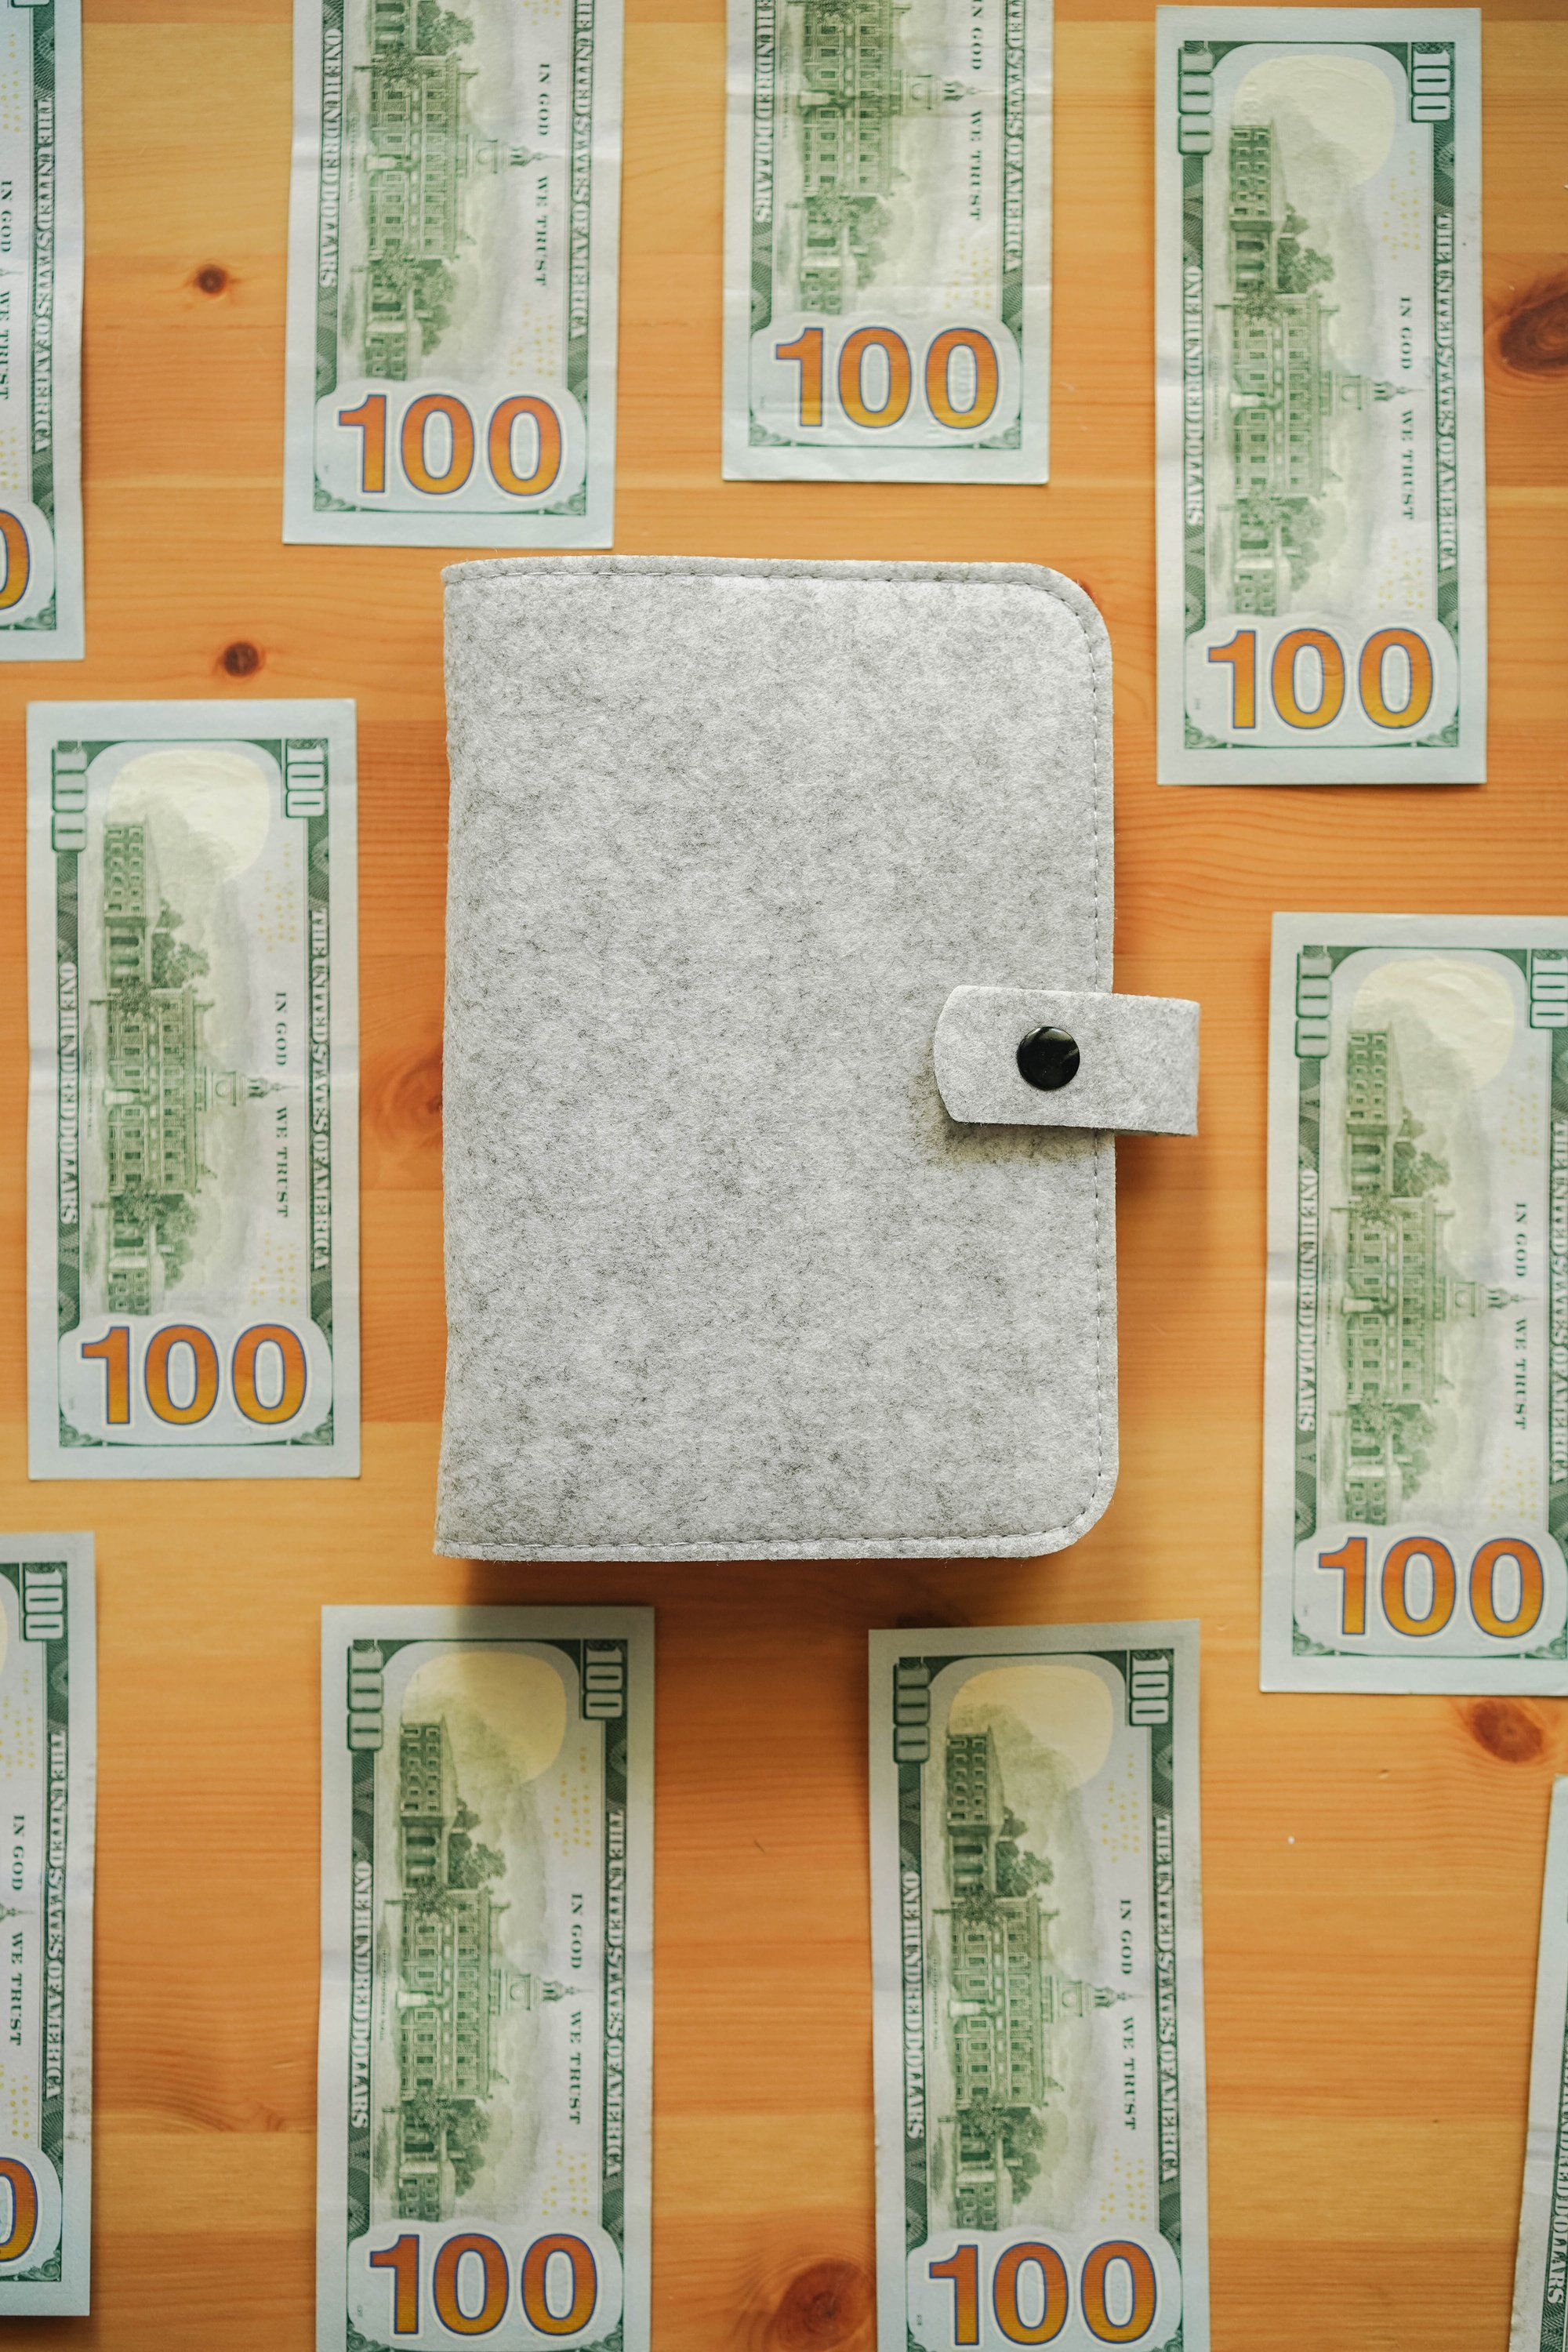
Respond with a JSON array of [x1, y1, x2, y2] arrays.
[[1319, 1536, 1545, 1641], [339, 394, 563, 499], [0, 2160, 36, 2263], [776, 325, 1001, 433], [0, 511, 28, 611], [1207, 626, 1434, 731], [931, 2239, 1157, 2346], [369, 2230, 597, 2338], [82, 1323, 307, 1428]]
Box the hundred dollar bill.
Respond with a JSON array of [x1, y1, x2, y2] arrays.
[[1513, 1781, 1568, 2352], [722, 0, 1052, 481], [1263, 915, 1568, 1693], [1155, 9, 1485, 784], [0, 1535, 94, 2318], [870, 1624, 1208, 2352], [0, 1, 82, 659], [284, 0, 622, 547], [318, 1609, 652, 2352], [27, 702, 360, 1478]]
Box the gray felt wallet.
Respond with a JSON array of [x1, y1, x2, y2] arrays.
[[437, 556, 1199, 1564]]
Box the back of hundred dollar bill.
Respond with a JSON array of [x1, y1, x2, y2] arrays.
[[0, 1, 82, 659], [869, 1624, 1208, 2352], [27, 702, 360, 1479], [0, 1536, 93, 2317], [1156, 9, 1485, 783], [318, 1608, 652, 2352], [723, 0, 1052, 481], [285, 0, 623, 547], [1513, 1782, 1568, 2352], [1263, 915, 1568, 1693]]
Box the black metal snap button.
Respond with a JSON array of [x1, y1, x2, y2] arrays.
[[1016, 1025, 1080, 1091]]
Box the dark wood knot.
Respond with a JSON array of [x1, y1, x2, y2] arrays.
[[220, 640, 263, 678], [376, 1044, 443, 1147], [766, 2259, 873, 2350], [1465, 1697, 1547, 1765], [1497, 274, 1568, 377], [193, 263, 229, 296]]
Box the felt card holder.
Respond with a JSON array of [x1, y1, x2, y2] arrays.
[[437, 557, 1198, 1563]]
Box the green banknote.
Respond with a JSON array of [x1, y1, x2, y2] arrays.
[[317, 1609, 652, 2352], [1156, 9, 1485, 783], [1513, 1780, 1568, 2352], [27, 702, 360, 1478], [869, 1625, 1208, 2352], [0, 1535, 94, 2318], [284, 0, 622, 547], [0, 0, 82, 659], [722, 0, 1052, 481], [1263, 915, 1568, 1693]]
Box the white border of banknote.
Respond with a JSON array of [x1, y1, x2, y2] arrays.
[[1262, 913, 1568, 1693], [1155, 9, 1486, 784], [1512, 1779, 1568, 2352], [25, 700, 361, 1479], [282, 0, 623, 547], [869, 1622, 1210, 2352], [0, 1534, 94, 2317], [0, 0, 83, 661], [316, 1606, 654, 2352], [720, 0, 1053, 481]]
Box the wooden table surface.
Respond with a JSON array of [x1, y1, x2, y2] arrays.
[[0, 0, 1564, 2342]]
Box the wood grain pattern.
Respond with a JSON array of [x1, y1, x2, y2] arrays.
[[0, 0, 1562, 2340]]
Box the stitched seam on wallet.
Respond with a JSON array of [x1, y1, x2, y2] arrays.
[[440, 557, 1117, 1563], [1085, 599, 1110, 1545], [1031, 564, 1114, 1557]]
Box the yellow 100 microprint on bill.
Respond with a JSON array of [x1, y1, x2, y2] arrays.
[[27, 704, 360, 1479]]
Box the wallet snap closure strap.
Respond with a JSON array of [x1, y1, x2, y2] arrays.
[[933, 987, 1200, 1134]]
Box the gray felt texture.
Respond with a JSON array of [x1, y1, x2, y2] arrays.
[[934, 989, 1200, 1133], [436, 555, 1190, 1564]]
